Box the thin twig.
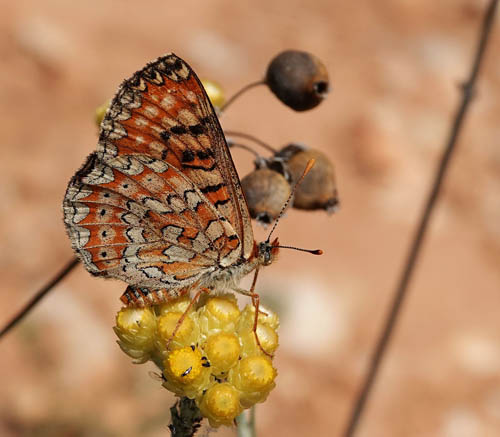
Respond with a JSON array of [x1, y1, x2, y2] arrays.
[[342, 1, 498, 436], [227, 140, 261, 158], [219, 80, 265, 113], [224, 130, 278, 154], [0, 257, 79, 339]]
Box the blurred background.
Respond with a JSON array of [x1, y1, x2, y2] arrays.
[[1, 1, 500, 436]]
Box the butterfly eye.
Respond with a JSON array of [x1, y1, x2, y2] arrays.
[[257, 242, 271, 265], [262, 244, 273, 265]]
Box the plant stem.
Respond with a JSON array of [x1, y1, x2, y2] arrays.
[[342, 1, 499, 436], [219, 81, 265, 113], [0, 257, 80, 339], [169, 397, 203, 437], [236, 407, 256, 437], [224, 130, 278, 154]]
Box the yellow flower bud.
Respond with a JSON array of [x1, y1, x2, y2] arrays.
[[238, 303, 279, 334], [94, 99, 110, 128], [156, 296, 193, 316], [239, 323, 279, 358], [156, 311, 200, 353], [163, 346, 211, 399], [197, 383, 242, 428], [203, 332, 241, 374], [114, 307, 156, 363], [156, 295, 194, 316], [229, 356, 277, 408], [201, 79, 226, 110], [198, 295, 241, 337]]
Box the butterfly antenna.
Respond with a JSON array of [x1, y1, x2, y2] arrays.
[[266, 159, 317, 243], [275, 245, 323, 255]]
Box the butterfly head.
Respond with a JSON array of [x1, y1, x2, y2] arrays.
[[257, 238, 280, 267]]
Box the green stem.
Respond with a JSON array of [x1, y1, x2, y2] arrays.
[[236, 407, 256, 437]]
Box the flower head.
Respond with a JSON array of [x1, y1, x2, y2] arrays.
[[113, 294, 280, 427]]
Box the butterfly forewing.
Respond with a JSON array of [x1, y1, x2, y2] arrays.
[[63, 53, 254, 296]]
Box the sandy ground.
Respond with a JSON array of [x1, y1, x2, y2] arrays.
[[1, 1, 500, 436]]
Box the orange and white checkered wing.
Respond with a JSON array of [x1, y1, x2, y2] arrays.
[[63, 54, 254, 304]]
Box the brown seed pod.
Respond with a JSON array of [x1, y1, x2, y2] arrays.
[[276, 144, 339, 213], [241, 167, 292, 226], [265, 50, 330, 111]]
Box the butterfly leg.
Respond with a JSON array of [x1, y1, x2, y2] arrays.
[[233, 287, 272, 358], [165, 287, 211, 351], [232, 271, 273, 358]]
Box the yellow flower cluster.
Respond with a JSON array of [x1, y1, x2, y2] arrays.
[[114, 294, 279, 427]]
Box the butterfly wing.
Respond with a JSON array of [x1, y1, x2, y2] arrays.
[[63, 54, 254, 296]]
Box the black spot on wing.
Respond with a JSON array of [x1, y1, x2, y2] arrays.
[[214, 198, 230, 208], [173, 58, 183, 71], [201, 183, 225, 194], [182, 149, 195, 162], [171, 125, 187, 135], [160, 131, 171, 142], [196, 149, 213, 160], [189, 124, 205, 135], [183, 162, 217, 171]]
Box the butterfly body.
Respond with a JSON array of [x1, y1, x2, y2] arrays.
[[63, 53, 279, 307]]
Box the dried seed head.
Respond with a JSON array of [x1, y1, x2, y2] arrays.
[[265, 50, 329, 111], [276, 144, 339, 213], [241, 168, 292, 226]]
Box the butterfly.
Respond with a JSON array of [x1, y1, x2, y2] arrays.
[[63, 53, 282, 307]]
